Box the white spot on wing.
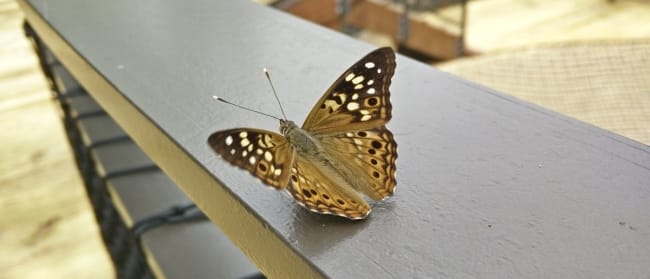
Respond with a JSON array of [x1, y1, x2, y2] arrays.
[[240, 138, 250, 147], [361, 115, 372, 121], [377, 68, 382, 74], [365, 62, 375, 68], [239, 131, 248, 138], [249, 156, 256, 164], [352, 76, 364, 84], [354, 84, 363, 90], [367, 80, 374, 85], [225, 136, 233, 146], [264, 151, 273, 162], [274, 169, 282, 176], [345, 73, 355, 81], [347, 102, 359, 111], [352, 93, 359, 100], [367, 88, 376, 94]]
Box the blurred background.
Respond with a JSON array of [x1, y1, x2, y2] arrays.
[[1, 0, 648, 278]]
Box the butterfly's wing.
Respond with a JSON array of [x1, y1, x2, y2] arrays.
[[208, 128, 294, 189], [319, 126, 397, 201], [287, 154, 371, 220], [302, 47, 396, 134], [303, 47, 398, 201]]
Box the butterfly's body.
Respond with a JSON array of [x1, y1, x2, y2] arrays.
[[209, 48, 397, 220], [282, 119, 370, 207], [282, 120, 321, 157]]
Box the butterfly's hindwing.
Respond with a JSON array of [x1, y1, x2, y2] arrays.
[[288, 154, 371, 219], [319, 126, 397, 201], [302, 47, 396, 134], [208, 129, 294, 189]]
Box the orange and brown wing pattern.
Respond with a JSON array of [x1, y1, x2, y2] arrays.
[[208, 128, 294, 189]]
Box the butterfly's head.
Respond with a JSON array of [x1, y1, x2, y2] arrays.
[[280, 119, 297, 135]]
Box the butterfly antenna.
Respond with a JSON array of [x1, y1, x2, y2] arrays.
[[264, 68, 288, 120], [212, 96, 282, 121]]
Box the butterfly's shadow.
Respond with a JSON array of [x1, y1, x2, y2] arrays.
[[286, 201, 396, 258]]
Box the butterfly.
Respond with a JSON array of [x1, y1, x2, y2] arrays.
[[208, 47, 397, 220]]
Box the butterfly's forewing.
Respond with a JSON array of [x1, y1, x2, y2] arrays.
[[319, 126, 397, 201], [303, 47, 398, 202], [302, 47, 396, 134], [208, 129, 294, 189], [288, 154, 371, 219]]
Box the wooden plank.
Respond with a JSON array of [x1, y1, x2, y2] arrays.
[[18, 0, 650, 278], [284, 0, 463, 58], [0, 0, 114, 277], [456, 0, 650, 52], [277, 0, 341, 29], [283, 0, 650, 57]]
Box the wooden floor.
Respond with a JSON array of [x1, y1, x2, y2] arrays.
[[1, 0, 647, 278], [0, 0, 114, 278], [462, 0, 650, 52]]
